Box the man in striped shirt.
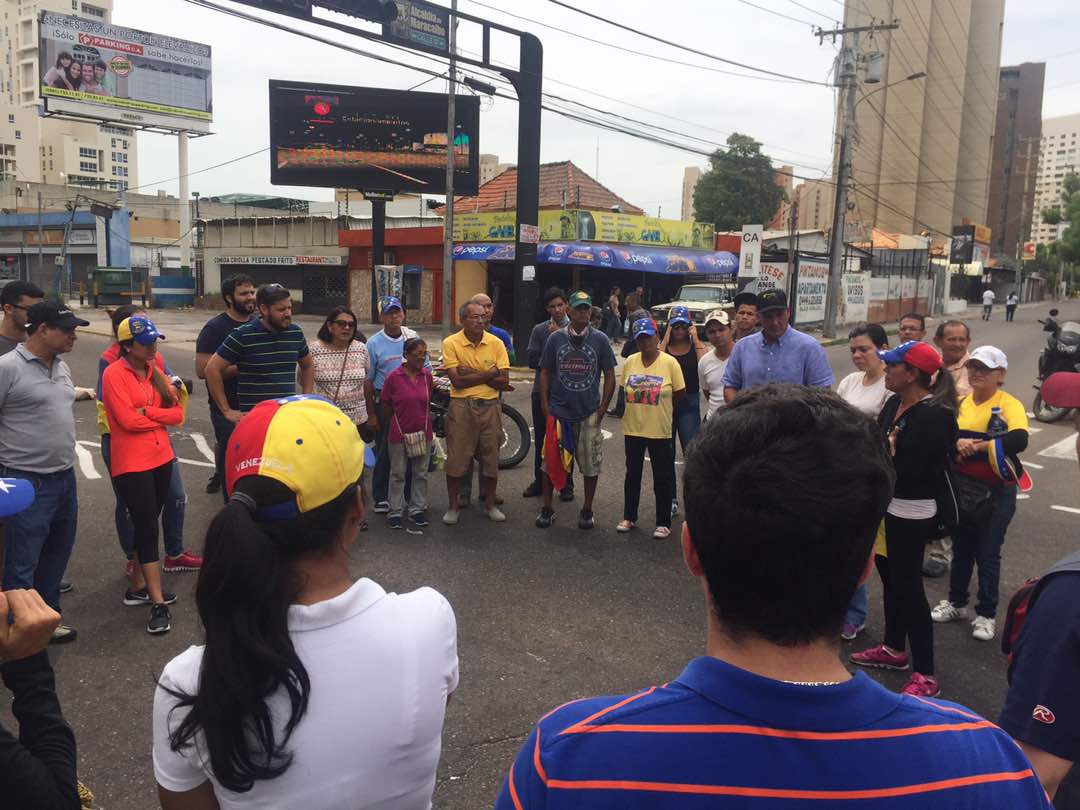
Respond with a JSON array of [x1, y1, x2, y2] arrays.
[[497, 385, 1051, 809], [205, 284, 314, 422]]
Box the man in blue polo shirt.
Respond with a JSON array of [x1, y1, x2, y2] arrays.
[[204, 283, 314, 422], [722, 289, 833, 401], [497, 385, 1050, 809]]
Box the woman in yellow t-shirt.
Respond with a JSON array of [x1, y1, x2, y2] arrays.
[[618, 318, 685, 539], [930, 346, 1029, 643]]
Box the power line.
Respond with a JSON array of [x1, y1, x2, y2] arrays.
[[733, 0, 816, 27], [787, 0, 838, 23]]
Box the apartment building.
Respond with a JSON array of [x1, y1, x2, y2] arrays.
[[1032, 113, 1080, 245]]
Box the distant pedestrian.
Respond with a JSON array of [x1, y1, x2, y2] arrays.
[[851, 340, 958, 697], [722, 289, 833, 401], [470, 293, 515, 363], [441, 301, 510, 525], [379, 338, 434, 529], [661, 305, 708, 516], [731, 290, 760, 341], [624, 292, 648, 332], [982, 288, 996, 320], [195, 273, 256, 497], [0, 280, 44, 355], [605, 286, 623, 341], [898, 312, 928, 344], [1006, 291, 1019, 322], [0, 303, 89, 644], [698, 309, 734, 420], [534, 291, 616, 531], [618, 318, 684, 539], [524, 287, 571, 500]]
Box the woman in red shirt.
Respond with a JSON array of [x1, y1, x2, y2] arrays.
[[101, 316, 185, 635]]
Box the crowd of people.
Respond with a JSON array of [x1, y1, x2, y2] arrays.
[[0, 273, 1077, 808]]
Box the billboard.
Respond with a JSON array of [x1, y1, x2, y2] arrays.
[[950, 224, 975, 264], [795, 259, 828, 323], [450, 209, 715, 249], [39, 12, 212, 133], [268, 80, 480, 196]]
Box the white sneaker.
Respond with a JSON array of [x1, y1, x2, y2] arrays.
[[971, 616, 996, 641], [442, 509, 460, 525], [486, 507, 506, 522], [930, 600, 970, 623]]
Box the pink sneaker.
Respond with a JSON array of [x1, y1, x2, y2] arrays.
[[850, 644, 910, 671], [164, 550, 203, 572], [901, 672, 940, 697]]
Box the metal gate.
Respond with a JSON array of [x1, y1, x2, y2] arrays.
[[301, 268, 347, 315]]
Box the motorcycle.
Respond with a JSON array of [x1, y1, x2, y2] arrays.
[[429, 371, 531, 469], [1032, 308, 1080, 423]]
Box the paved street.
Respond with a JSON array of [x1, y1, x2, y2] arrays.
[[9, 302, 1080, 809]]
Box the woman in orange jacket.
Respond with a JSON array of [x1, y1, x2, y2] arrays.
[[101, 316, 185, 635]]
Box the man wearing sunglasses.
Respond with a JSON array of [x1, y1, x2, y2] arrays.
[[0, 281, 44, 356]]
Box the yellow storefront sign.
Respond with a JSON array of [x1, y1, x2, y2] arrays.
[[451, 209, 715, 249]]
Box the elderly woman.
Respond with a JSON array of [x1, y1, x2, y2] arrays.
[[931, 346, 1029, 643]]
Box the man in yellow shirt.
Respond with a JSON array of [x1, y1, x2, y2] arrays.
[[441, 301, 510, 525]]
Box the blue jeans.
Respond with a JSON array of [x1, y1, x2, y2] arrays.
[[100, 434, 185, 558], [1, 466, 78, 612], [210, 407, 237, 505], [949, 484, 1017, 618], [845, 584, 868, 628], [671, 395, 701, 454]]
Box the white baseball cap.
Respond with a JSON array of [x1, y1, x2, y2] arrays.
[[966, 346, 1008, 370], [704, 309, 730, 327]]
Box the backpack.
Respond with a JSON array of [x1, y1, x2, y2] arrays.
[[1001, 550, 1080, 682]]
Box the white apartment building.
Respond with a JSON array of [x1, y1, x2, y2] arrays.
[[0, 0, 137, 191], [1032, 113, 1080, 245]]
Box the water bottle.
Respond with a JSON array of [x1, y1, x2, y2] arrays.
[[987, 406, 1008, 438]]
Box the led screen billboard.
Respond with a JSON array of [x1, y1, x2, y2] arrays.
[[268, 80, 480, 195], [39, 12, 212, 133]]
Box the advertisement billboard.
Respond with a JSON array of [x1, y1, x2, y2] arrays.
[[450, 209, 715, 249], [39, 12, 212, 133], [738, 225, 763, 279], [268, 80, 480, 195], [949, 224, 975, 264], [795, 259, 828, 323]]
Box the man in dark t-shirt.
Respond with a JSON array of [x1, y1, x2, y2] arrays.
[[195, 274, 255, 494]]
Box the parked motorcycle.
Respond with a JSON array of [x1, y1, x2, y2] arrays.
[[1033, 309, 1080, 423], [429, 372, 531, 469]]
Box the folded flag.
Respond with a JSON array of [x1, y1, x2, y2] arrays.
[[542, 414, 575, 492]]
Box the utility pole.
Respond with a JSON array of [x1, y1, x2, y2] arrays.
[[1015, 137, 1037, 303], [441, 0, 458, 338], [36, 191, 44, 287], [817, 19, 898, 338]]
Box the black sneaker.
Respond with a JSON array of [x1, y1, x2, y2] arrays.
[[147, 603, 172, 635], [578, 509, 595, 530], [535, 507, 556, 528], [559, 488, 575, 502], [373, 501, 390, 514], [49, 625, 77, 644], [522, 481, 543, 498], [59, 580, 73, 594], [205, 472, 222, 494], [410, 511, 430, 527], [124, 588, 177, 607], [388, 515, 403, 529]]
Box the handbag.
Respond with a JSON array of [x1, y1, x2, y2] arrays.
[[953, 472, 995, 527], [395, 413, 429, 458]]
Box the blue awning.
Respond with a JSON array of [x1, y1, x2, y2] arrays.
[[452, 241, 737, 275]]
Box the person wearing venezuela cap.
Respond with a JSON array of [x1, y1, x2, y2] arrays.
[[852, 340, 958, 698], [930, 346, 1030, 644], [153, 396, 458, 810], [101, 316, 186, 635]]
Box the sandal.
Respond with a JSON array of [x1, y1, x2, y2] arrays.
[[652, 526, 671, 539], [616, 519, 635, 533]]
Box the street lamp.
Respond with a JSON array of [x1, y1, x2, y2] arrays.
[[856, 71, 926, 110]]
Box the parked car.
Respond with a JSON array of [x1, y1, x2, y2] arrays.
[[649, 282, 737, 332]]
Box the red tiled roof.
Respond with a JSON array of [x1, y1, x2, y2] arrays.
[[437, 160, 643, 215]]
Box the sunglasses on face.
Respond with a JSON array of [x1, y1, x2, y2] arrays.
[[331, 319, 356, 329]]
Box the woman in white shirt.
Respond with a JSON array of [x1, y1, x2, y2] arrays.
[[153, 397, 457, 810], [835, 322, 890, 643]]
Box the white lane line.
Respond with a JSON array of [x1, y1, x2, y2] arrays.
[[1017, 494, 1031, 500], [1024, 462, 1044, 469], [190, 432, 216, 463], [74, 442, 101, 480], [1038, 434, 1079, 460], [75, 440, 214, 470], [1052, 505, 1080, 515], [1028, 426, 1043, 433]]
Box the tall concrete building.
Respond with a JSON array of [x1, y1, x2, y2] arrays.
[[793, 180, 835, 232], [1032, 113, 1080, 245], [680, 166, 702, 221], [479, 153, 513, 186], [986, 63, 1044, 259], [845, 0, 1004, 239], [0, 0, 138, 191]]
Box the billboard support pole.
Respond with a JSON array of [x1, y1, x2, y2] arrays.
[[372, 199, 386, 322], [178, 130, 191, 281], [36, 191, 44, 287], [442, 0, 458, 338]]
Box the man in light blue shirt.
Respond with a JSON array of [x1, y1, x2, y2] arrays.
[[722, 289, 833, 401]]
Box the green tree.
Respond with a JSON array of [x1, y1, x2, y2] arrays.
[[692, 133, 786, 231]]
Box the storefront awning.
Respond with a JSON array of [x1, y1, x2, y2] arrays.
[[452, 241, 738, 275]]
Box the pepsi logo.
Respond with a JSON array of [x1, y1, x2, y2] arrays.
[[1032, 705, 1056, 725]]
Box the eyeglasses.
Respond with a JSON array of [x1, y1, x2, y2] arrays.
[[331, 319, 356, 329]]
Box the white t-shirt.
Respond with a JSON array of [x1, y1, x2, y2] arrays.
[[983, 290, 996, 306], [698, 350, 730, 419], [836, 371, 889, 418], [1007, 293, 1018, 305], [153, 580, 458, 810]]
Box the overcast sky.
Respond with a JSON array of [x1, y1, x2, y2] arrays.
[[119, 0, 1080, 217]]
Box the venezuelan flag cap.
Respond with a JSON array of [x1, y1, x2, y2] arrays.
[[225, 395, 364, 519]]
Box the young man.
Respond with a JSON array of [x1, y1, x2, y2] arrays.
[[366, 296, 422, 512], [898, 312, 928, 344], [698, 309, 734, 420], [722, 289, 833, 402], [441, 301, 509, 525], [1006, 290, 1019, 322], [204, 283, 314, 423], [732, 290, 760, 342], [195, 273, 256, 494], [983, 288, 996, 320], [0, 281, 44, 356], [524, 288, 572, 500], [535, 291, 616, 530], [470, 292, 516, 363], [0, 303, 90, 644], [497, 385, 1053, 810]]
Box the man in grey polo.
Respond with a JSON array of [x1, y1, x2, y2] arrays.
[[0, 303, 89, 644]]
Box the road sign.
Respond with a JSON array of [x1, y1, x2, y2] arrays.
[[384, 0, 450, 54]]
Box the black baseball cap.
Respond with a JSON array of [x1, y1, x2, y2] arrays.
[[733, 290, 760, 309], [26, 302, 90, 331], [757, 289, 789, 313]]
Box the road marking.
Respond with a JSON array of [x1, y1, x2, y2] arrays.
[[601, 429, 613, 441], [74, 442, 101, 480], [76, 440, 215, 470], [1051, 505, 1080, 515], [190, 432, 216, 463], [1038, 434, 1079, 460], [1028, 426, 1043, 433], [1024, 462, 1044, 469], [1027, 412, 1036, 418], [1017, 494, 1031, 500]]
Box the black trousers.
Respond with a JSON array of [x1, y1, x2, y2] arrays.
[[1006, 304, 1017, 322], [113, 462, 172, 565], [880, 513, 937, 675], [623, 436, 675, 527], [531, 391, 573, 492]]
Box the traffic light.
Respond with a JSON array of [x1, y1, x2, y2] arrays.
[[318, 0, 398, 22]]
